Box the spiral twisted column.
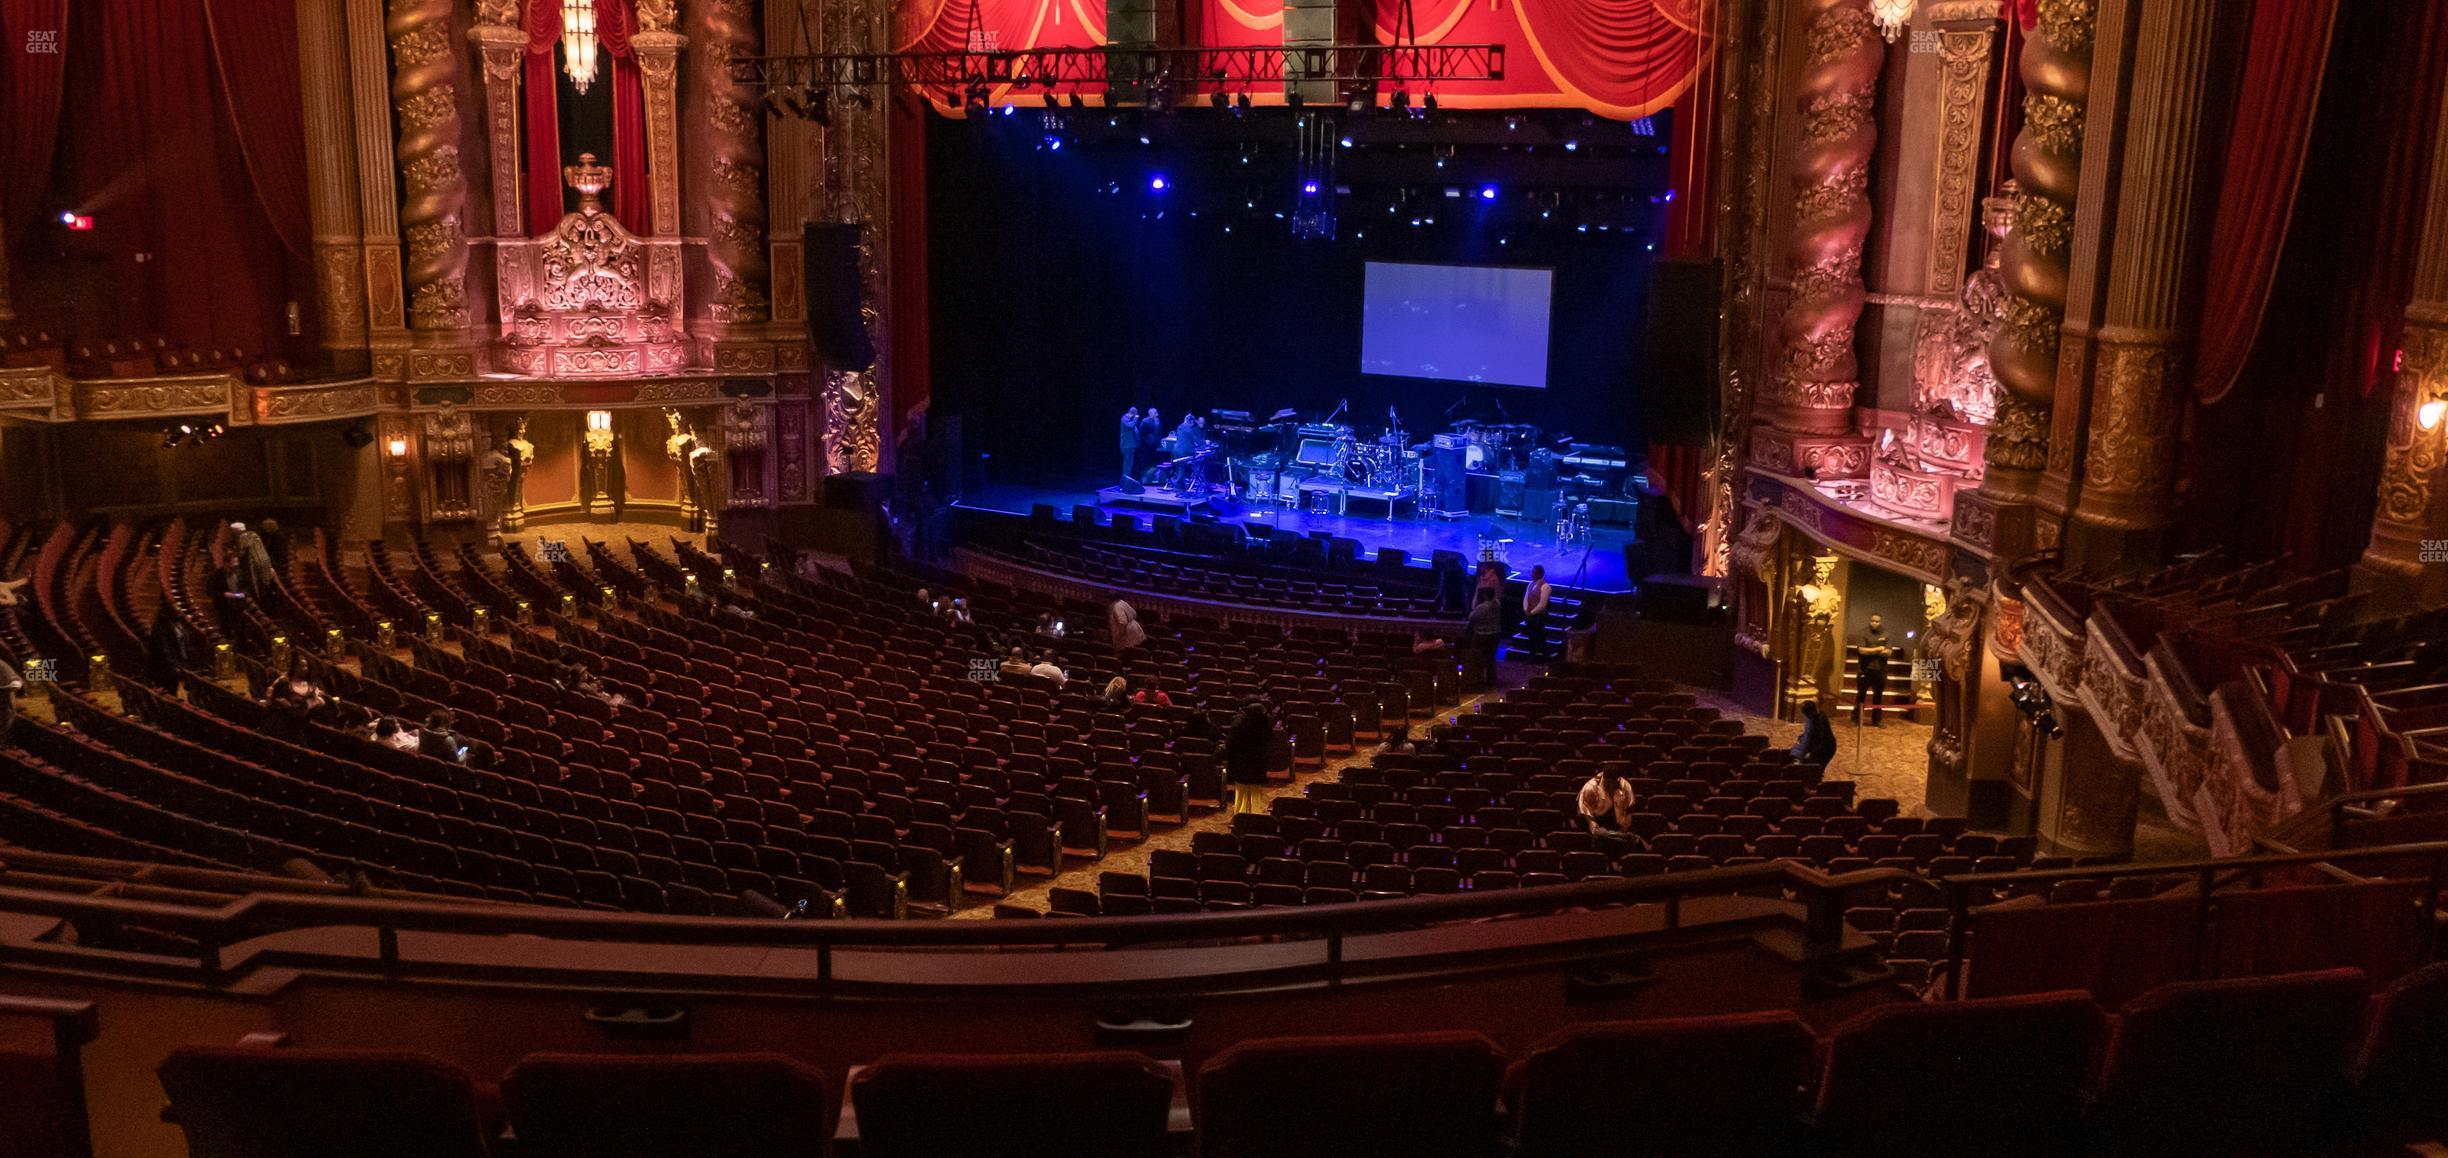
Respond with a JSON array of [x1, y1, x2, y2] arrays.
[[1981, 0, 2094, 499], [387, 0, 472, 332], [699, 0, 770, 324], [1767, 0, 1881, 438], [2356, 73, 2448, 609]]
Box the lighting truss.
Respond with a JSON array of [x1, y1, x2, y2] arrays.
[[732, 43, 1505, 93]]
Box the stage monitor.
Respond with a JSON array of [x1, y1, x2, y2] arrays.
[[1361, 261, 1553, 389]]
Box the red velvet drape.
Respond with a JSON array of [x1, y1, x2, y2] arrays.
[[1, 0, 69, 253], [200, 0, 311, 262], [524, 47, 566, 236], [2191, 0, 2340, 406], [68, 0, 288, 354], [890, 94, 933, 434], [524, 0, 647, 236], [1509, 0, 1703, 119], [611, 53, 650, 236]]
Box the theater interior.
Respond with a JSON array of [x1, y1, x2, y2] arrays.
[[5, 0, 2448, 1154]]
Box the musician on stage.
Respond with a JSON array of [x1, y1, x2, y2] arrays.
[[1120, 406, 1142, 482]]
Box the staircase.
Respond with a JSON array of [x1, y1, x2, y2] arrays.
[[1834, 644, 1932, 725]]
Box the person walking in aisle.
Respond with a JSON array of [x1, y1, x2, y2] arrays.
[[1468, 588, 1503, 688], [1792, 700, 1837, 767], [1225, 700, 1277, 815]]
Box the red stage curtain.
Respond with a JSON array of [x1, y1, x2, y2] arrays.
[[1507, 0, 1702, 119], [611, 54, 650, 234], [1, 0, 69, 252], [890, 94, 933, 432], [1644, 441, 1704, 535], [201, 0, 312, 261], [72, 0, 288, 354], [1661, 33, 1716, 259], [2190, 0, 2339, 406], [524, 47, 566, 236]]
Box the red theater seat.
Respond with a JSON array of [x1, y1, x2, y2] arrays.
[[2093, 967, 2367, 1157], [1506, 1010, 1817, 1158], [1195, 1031, 1505, 1158], [503, 1051, 836, 1158], [158, 1046, 493, 1158], [849, 1051, 1173, 1158], [2353, 960, 2448, 1144], [1813, 990, 2104, 1158]]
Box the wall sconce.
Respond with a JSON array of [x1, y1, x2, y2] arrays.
[[586, 410, 613, 432], [2420, 399, 2445, 432], [386, 435, 410, 457]]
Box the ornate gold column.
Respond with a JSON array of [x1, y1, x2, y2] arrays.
[[1700, 0, 1781, 577], [300, 0, 369, 364], [697, 0, 770, 325], [817, 0, 886, 474], [633, 1, 686, 238], [1915, 6, 2004, 385], [1981, 0, 2095, 500], [1765, 0, 1881, 444], [766, 0, 817, 334], [470, 3, 528, 319], [348, 0, 412, 376], [2066, 0, 2222, 568], [2356, 73, 2448, 610], [387, 0, 472, 334]]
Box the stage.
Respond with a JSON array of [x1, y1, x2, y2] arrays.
[[957, 479, 1647, 594]]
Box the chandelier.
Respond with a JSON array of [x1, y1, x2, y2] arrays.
[[1871, 0, 1913, 42], [562, 0, 600, 94]]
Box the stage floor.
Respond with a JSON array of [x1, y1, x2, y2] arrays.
[[958, 479, 1643, 594]]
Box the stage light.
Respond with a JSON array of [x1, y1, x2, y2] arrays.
[[1505, 116, 1520, 132], [1576, 223, 1589, 233], [2421, 399, 2446, 431], [1442, 187, 1461, 199], [1139, 134, 1151, 145], [58, 211, 91, 231], [1150, 175, 1168, 191], [1663, 189, 1676, 201], [1302, 180, 1319, 195], [1043, 135, 1064, 151], [1001, 104, 1017, 117], [1564, 139, 1579, 152], [1339, 136, 1353, 148], [58, 210, 74, 225], [1479, 185, 1498, 201]]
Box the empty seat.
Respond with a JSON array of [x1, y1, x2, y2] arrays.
[[2093, 968, 2367, 1157], [851, 1051, 1173, 1158], [1814, 990, 2104, 1158], [159, 1046, 493, 1158], [504, 1051, 837, 1158], [1508, 1010, 1817, 1158], [1197, 1032, 1505, 1158], [2354, 960, 2448, 1145]]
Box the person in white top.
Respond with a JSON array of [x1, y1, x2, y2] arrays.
[[1577, 766, 1635, 840], [1029, 655, 1068, 688], [1109, 598, 1147, 650], [1523, 564, 1554, 661]]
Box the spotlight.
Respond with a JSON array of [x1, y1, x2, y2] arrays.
[[1339, 136, 1353, 148], [58, 211, 92, 231], [1479, 185, 1498, 201], [2421, 399, 2446, 431], [1505, 116, 1520, 132], [1302, 180, 1320, 195], [1139, 134, 1151, 145], [1563, 139, 1579, 152], [1150, 174, 1169, 191], [1043, 134, 1064, 151], [1000, 104, 1017, 117]]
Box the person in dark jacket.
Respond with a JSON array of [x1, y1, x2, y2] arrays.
[[419, 709, 468, 763], [1792, 700, 1838, 766], [1224, 700, 1276, 815], [1467, 588, 1503, 688], [145, 609, 197, 689]]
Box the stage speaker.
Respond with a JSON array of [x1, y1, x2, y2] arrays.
[[804, 223, 876, 371], [824, 471, 889, 510], [1643, 258, 1722, 444]]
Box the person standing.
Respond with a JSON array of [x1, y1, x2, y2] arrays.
[[231, 523, 277, 599], [1467, 587, 1502, 688], [1523, 565, 1553, 661], [1108, 598, 1146, 650], [1225, 700, 1277, 815], [1792, 700, 1837, 766], [1853, 613, 1893, 726], [1120, 407, 1143, 482]]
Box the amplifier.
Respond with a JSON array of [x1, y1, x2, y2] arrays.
[[1496, 470, 1527, 517]]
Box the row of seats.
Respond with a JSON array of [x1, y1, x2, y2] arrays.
[[146, 965, 2448, 1158]]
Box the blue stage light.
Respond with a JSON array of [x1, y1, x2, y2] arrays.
[[1479, 185, 1498, 201], [1302, 180, 1320, 195], [1150, 175, 1168, 191]]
